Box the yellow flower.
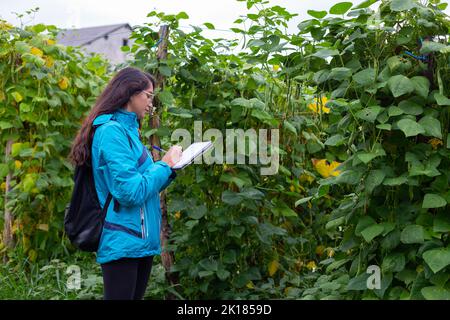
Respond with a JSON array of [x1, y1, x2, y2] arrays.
[[326, 247, 335, 258], [58, 77, 69, 90], [45, 39, 56, 45], [428, 138, 443, 149], [273, 64, 280, 72], [307, 96, 330, 114], [174, 211, 181, 219], [30, 47, 43, 57], [306, 261, 317, 272], [311, 159, 342, 178]]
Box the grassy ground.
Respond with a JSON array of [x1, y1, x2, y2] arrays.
[[0, 252, 181, 300]]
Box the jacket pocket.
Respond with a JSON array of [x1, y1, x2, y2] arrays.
[[104, 221, 143, 239]]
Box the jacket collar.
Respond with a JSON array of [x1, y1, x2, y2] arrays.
[[113, 108, 139, 130]]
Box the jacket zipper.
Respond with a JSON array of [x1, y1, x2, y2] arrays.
[[140, 207, 146, 239]]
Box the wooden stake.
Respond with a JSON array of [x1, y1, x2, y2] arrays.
[[149, 25, 179, 299], [3, 139, 14, 263]]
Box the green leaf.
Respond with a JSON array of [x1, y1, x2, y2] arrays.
[[295, 196, 313, 207], [357, 143, 386, 164], [307, 10, 327, 19], [283, 120, 297, 135], [421, 286, 450, 300], [355, 105, 382, 123], [433, 214, 450, 233], [216, 269, 230, 280], [434, 93, 450, 106], [382, 253, 405, 273], [353, 68, 376, 86], [423, 247, 450, 273], [223, 250, 237, 264], [365, 170, 386, 194], [188, 204, 207, 220], [203, 22, 215, 29], [361, 224, 384, 242], [325, 134, 345, 146], [0, 163, 9, 179], [312, 49, 340, 59], [228, 226, 245, 238], [329, 2, 353, 15], [398, 100, 423, 116], [397, 119, 425, 137], [0, 121, 14, 130], [411, 76, 430, 98], [390, 0, 416, 11], [388, 106, 403, 117], [388, 75, 414, 97], [400, 225, 424, 244], [418, 116, 442, 139], [383, 175, 408, 186], [420, 41, 447, 54], [423, 194, 447, 209], [328, 67, 352, 81]]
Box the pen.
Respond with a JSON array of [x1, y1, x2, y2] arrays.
[[152, 145, 167, 153]]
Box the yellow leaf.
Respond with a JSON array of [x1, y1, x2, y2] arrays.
[[36, 224, 49, 232], [0, 90, 5, 102], [246, 281, 254, 289], [1, 182, 6, 191], [30, 47, 43, 57], [299, 173, 315, 184], [44, 56, 54, 68], [28, 249, 37, 262], [268, 259, 279, 277], [175, 211, 181, 219], [273, 65, 280, 72], [11, 91, 23, 103], [428, 138, 443, 149], [289, 185, 295, 192], [58, 77, 69, 90], [315, 245, 325, 256], [14, 160, 22, 170]]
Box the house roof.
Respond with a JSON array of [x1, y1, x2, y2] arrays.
[[56, 23, 132, 47]]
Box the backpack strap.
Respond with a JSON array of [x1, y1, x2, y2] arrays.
[[92, 114, 133, 216]]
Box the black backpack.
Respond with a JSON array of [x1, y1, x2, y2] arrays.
[[64, 122, 132, 252]]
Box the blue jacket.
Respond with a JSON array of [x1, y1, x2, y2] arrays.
[[91, 108, 175, 264]]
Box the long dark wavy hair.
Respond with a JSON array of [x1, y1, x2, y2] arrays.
[[68, 67, 156, 167]]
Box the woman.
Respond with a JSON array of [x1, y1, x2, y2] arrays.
[[68, 67, 182, 300]]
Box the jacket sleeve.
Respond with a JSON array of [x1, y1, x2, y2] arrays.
[[99, 124, 172, 207], [156, 164, 177, 192]]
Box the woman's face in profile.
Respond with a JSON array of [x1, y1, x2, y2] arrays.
[[127, 83, 154, 119]]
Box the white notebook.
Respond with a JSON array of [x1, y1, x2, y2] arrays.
[[172, 141, 213, 170]]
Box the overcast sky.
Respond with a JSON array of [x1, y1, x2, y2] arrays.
[[1, 0, 449, 38]]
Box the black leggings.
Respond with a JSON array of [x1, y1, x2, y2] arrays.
[[100, 256, 154, 300]]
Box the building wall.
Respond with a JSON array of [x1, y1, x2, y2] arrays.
[[82, 26, 134, 65]]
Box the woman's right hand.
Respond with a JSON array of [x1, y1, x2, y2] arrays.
[[161, 145, 183, 168]]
